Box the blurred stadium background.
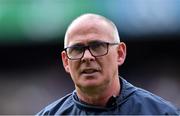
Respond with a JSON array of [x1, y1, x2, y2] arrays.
[[0, 0, 180, 114]]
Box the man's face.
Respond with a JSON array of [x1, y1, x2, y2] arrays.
[[61, 20, 126, 91]]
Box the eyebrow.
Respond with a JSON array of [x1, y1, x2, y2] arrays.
[[88, 40, 105, 44], [69, 40, 106, 47], [68, 43, 84, 48]]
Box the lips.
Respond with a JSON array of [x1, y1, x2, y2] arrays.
[[81, 68, 100, 74]]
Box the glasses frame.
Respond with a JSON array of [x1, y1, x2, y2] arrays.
[[64, 41, 119, 60]]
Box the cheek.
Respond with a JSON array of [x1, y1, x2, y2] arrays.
[[68, 61, 80, 75], [103, 53, 118, 71]]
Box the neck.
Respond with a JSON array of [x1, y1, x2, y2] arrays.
[[76, 77, 120, 107]]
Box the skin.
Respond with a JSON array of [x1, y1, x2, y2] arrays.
[[61, 14, 126, 106]]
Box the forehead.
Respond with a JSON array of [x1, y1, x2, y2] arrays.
[[66, 19, 114, 46]]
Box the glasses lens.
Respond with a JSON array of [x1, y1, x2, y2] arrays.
[[65, 42, 112, 60], [89, 42, 108, 57], [66, 46, 84, 59]]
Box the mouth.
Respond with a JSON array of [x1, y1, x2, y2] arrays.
[[81, 68, 100, 74]]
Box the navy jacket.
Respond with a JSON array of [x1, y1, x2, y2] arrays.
[[37, 78, 179, 115]]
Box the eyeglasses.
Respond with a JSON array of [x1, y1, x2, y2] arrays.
[[64, 41, 119, 60]]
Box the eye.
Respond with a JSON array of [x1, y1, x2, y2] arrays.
[[89, 42, 107, 53], [68, 46, 84, 54]]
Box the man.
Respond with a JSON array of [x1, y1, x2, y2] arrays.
[[37, 13, 179, 115]]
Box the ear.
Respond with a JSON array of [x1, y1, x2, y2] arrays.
[[117, 42, 126, 66], [61, 51, 70, 73]]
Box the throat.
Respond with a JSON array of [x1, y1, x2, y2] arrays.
[[78, 93, 110, 106]]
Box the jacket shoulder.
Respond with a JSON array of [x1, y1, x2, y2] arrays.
[[36, 93, 74, 115], [131, 87, 178, 114]]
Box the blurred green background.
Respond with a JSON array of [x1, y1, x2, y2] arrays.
[[0, 0, 180, 114], [1, 0, 180, 44]]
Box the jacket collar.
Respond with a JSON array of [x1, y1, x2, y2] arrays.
[[72, 77, 137, 110]]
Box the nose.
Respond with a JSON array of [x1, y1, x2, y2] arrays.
[[81, 49, 95, 61]]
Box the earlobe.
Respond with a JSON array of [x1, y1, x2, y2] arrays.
[[61, 51, 70, 73], [117, 42, 126, 66]]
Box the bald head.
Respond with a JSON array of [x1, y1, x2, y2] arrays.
[[64, 13, 120, 48]]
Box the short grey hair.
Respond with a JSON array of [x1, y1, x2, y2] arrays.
[[64, 13, 120, 48]]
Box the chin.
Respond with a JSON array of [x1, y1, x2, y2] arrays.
[[79, 79, 103, 89], [77, 74, 105, 88]]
